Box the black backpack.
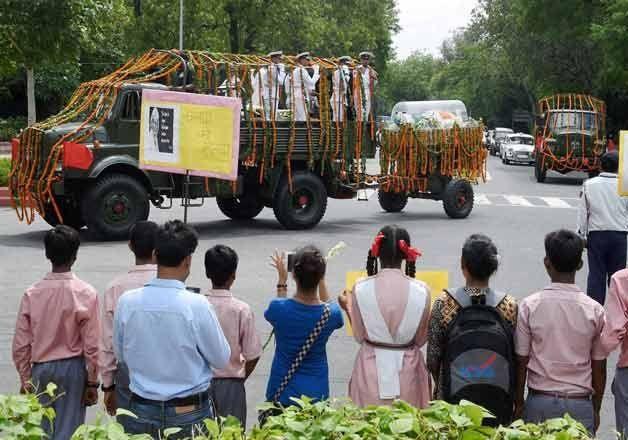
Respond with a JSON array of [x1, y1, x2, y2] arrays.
[[442, 288, 515, 426]]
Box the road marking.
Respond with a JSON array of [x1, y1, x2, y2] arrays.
[[503, 195, 534, 207], [475, 194, 492, 205], [539, 197, 573, 209]]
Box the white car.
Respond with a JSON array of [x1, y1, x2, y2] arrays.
[[501, 133, 535, 165]]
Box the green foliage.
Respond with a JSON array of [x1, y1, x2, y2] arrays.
[[0, 390, 592, 440], [0, 158, 11, 187], [0, 383, 56, 440], [0, 116, 26, 141]]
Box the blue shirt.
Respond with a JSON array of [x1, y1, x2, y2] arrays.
[[264, 299, 344, 405], [113, 278, 230, 400]]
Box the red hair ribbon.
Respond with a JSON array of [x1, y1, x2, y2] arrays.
[[398, 240, 422, 262], [370, 233, 385, 257]]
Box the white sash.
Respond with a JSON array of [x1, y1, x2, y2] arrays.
[[355, 276, 427, 399]]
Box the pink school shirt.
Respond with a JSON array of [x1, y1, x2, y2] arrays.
[[600, 269, 628, 367], [515, 283, 606, 394], [12, 272, 100, 386], [205, 289, 262, 379], [100, 264, 157, 387], [347, 269, 432, 408]]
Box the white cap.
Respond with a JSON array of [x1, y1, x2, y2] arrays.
[[338, 56, 352, 63], [296, 51, 311, 60], [267, 50, 283, 57], [359, 51, 374, 59]]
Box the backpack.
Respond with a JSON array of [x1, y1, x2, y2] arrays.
[[441, 288, 515, 426]]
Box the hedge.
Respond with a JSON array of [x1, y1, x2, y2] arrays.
[[0, 387, 592, 440]]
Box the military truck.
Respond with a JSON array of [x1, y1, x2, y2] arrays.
[[9, 50, 484, 239], [534, 94, 606, 182]]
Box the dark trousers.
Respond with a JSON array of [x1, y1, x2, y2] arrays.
[[587, 231, 627, 304]]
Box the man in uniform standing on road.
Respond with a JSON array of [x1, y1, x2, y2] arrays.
[[577, 151, 628, 304], [113, 220, 230, 437]]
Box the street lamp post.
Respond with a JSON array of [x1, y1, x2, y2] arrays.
[[179, 0, 184, 50]]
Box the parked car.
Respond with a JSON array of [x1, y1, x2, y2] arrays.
[[501, 133, 535, 165], [489, 127, 513, 155]]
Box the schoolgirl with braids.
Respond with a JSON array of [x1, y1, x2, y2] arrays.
[[339, 225, 431, 409]]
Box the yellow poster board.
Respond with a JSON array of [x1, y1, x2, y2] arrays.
[[619, 130, 628, 196], [343, 270, 449, 335], [139, 89, 241, 180]]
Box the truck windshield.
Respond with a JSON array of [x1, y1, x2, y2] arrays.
[[549, 111, 598, 132]]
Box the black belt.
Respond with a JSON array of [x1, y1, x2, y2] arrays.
[[365, 339, 414, 350], [131, 390, 209, 407]]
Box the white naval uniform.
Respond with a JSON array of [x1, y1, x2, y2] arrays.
[[353, 65, 376, 121], [259, 63, 286, 120], [330, 66, 350, 122], [286, 65, 319, 122]]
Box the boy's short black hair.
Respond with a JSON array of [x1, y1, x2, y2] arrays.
[[544, 229, 584, 273], [601, 151, 619, 173], [462, 234, 499, 281], [293, 245, 326, 290], [44, 225, 80, 266], [155, 220, 198, 267], [129, 221, 159, 260], [205, 245, 238, 286]]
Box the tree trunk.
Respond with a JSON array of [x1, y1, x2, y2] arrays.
[[26, 67, 36, 125]]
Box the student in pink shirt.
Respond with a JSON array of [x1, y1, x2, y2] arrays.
[[600, 268, 628, 436], [204, 245, 262, 426], [12, 225, 100, 440], [514, 229, 606, 435], [100, 221, 158, 423]]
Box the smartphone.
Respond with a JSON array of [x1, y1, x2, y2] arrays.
[[286, 252, 296, 272], [186, 286, 201, 294]]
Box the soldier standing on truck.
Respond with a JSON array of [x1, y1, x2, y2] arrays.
[[286, 52, 320, 122], [331, 56, 351, 122], [260, 51, 286, 120], [353, 51, 378, 122]]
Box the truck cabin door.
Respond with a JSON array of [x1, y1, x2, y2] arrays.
[[114, 90, 142, 145]]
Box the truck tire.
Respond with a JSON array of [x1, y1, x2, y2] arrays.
[[216, 195, 264, 220], [273, 171, 327, 230], [82, 173, 150, 240], [42, 197, 85, 230], [377, 190, 408, 213], [535, 155, 547, 183], [442, 179, 474, 219]]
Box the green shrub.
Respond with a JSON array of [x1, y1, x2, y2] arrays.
[[0, 157, 11, 187], [0, 389, 592, 440], [0, 116, 27, 141]]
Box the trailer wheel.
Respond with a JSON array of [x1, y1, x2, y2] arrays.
[[443, 179, 474, 219], [42, 197, 85, 230], [82, 173, 150, 240], [377, 190, 408, 213], [273, 171, 327, 230], [535, 155, 547, 183], [216, 195, 264, 220]]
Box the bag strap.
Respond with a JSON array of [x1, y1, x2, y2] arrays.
[[446, 287, 507, 308], [271, 303, 331, 403]]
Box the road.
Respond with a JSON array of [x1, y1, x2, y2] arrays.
[[0, 155, 620, 437]]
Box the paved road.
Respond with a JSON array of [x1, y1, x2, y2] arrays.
[[0, 155, 620, 437]]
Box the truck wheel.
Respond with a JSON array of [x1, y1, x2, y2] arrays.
[[443, 179, 474, 219], [535, 156, 547, 183], [216, 195, 264, 220], [42, 197, 85, 230], [82, 174, 150, 240], [273, 171, 327, 230], [377, 190, 408, 213]]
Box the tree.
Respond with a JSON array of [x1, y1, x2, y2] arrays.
[[0, 0, 109, 124]]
